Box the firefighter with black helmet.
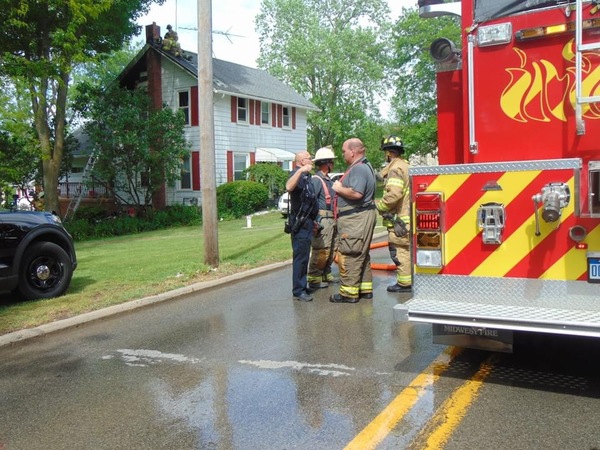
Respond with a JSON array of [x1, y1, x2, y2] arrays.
[[377, 135, 411, 292], [307, 146, 338, 289]]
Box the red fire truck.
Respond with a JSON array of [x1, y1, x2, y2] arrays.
[[394, 0, 600, 351]]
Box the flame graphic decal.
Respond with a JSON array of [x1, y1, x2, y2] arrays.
[[500, 41, 600, 122]]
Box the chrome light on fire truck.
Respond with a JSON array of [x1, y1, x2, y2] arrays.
[[415, 192, 444, 268], [477, 23, 512, 47], [532, 182, 571, 236], [477, 202, 505, 245]]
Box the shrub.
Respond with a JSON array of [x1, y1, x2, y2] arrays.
[[243, 163, 288, 199], [217, 181, 269, 218], [64, 204, 202, 241], [73, 206, 111, 222]]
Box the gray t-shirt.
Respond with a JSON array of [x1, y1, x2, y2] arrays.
[[336, 158, 376, 209]]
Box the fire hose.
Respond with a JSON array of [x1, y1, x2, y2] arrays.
[[333, 240, 397, 271]]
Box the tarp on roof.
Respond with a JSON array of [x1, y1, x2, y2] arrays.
[[255, 147, 296, 163]]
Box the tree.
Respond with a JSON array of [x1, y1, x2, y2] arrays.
[[0, 131, 39, 209], [256, 0, 392, 156], [82, 84, 190, 210], [390, 7, 460, 157], [0, 0, 165, 215]]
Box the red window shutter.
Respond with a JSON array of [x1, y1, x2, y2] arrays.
[[272, 104, 277, 127], [231, 96, 237, 123], [255, 101, 261, 126], [191, 86, 199, 126], [249, 99, 255, 125], [192, 151, 200, 190], [227, 151, 233, 182], [250, 152, 256, 165], [292, 107, 296, 129], [277, 105, 283, 128]]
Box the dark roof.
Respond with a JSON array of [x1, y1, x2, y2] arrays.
[[125, 42, 318, 111]]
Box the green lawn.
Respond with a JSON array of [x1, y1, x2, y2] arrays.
[[0, 212, 294, 335]]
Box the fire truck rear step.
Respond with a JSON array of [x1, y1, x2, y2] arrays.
[[396, 274, 600, 338]]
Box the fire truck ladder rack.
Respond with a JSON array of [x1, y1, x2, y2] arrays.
[[63, 149, 98, 221], [575, 0, 600, 135]]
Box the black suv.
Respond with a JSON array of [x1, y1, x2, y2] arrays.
[[0, 211, 77, 300]]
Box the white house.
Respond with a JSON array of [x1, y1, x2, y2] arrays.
[[61, 23, 317, 215], [113, 23, 318, 209]]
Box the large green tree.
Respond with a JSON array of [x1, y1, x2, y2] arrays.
[[81, 84, 190, 209], [390, 7, 460, 157], [0, 0, 164, 215], [256, 0, 392, 156]]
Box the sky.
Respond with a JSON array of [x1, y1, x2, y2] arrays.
[[137, 0, 419, 69]]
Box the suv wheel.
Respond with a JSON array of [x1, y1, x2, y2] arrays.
[[17, 242, 74, 300]]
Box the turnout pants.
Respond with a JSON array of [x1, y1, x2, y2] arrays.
[[308, 216, 337, 284], [336, 208, 377, 299], [388, 230, 411, 287]]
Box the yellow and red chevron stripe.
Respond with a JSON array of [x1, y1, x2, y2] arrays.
[[415, 168, 600, 281]]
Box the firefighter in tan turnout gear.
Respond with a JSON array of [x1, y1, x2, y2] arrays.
[[377, 135, 412, 292], [329, 138, 377, 303], [307, 146, 338, 290]]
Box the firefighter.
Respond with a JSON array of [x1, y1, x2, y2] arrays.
[[307, 146, 338, 290], [329, 138, 377, 303], [163, 25, 182, 57], [377, 135, 411, 292]]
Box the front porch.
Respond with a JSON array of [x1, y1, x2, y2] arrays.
[[58, 182, 117, 218]]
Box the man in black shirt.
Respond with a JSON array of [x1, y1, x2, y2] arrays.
[[286, 151, 318, 302]]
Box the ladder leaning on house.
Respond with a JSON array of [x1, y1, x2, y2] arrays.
[[574, 0, 600, 135], [63, 150, 98, 221]]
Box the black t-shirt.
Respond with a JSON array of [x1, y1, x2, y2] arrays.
[[288, 168, 318, 219]]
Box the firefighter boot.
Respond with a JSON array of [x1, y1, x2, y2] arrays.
[[387, 283, 412, 293], [308, 281, 329, 290], [329, 293, 359, 303]]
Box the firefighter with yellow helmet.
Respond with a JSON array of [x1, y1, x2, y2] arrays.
[[377, 135, 411, 292], [307, 146, 338, 289]]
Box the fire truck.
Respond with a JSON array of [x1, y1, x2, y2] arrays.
[[393, 0, 600, 352]]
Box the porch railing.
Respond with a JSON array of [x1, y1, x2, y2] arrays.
[[58, 182, 110, 199]]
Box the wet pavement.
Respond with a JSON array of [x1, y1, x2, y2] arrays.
[[2, 244, 600, 449]]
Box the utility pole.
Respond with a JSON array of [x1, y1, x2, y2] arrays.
[[198, 0, 219, 266]]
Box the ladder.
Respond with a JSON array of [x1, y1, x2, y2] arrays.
[[63, 149, 98, 221], [575, 0, 600, 135]]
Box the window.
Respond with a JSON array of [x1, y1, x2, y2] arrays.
[[475, 0, 566, 21], [234, 153, 249, 180], [141, 171, 150, 188], [282, 106, 291, 128], [178, 90, 190, 125], [180, 155, 191, 189], [590, 162, 600, 216], [237, 97, 248, 123], [261, 102, 270, 125]]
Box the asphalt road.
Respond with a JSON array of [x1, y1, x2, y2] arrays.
[[1, 251, 600, 449]]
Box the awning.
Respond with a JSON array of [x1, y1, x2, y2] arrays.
[[255, 147, 296, 163]]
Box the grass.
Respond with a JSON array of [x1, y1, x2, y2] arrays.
[[0, 211, 294, 335]]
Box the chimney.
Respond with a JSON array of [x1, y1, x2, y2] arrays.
[[145, 22, 161, 44]]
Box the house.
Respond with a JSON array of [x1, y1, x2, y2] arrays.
[[62, 23, 318, 212]]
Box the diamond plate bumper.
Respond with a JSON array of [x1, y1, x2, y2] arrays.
[[397, 274, 600, 337]]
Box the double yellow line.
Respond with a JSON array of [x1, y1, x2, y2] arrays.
[[345, 347, 496, 450]]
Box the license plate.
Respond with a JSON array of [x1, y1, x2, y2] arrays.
[[588, 257, 600, 283]]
